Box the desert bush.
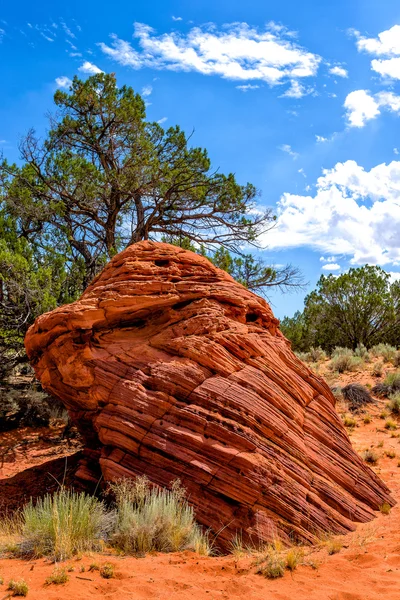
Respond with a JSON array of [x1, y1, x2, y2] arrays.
[[385, 371, 400, 391], [109, 477, 211, 555], [354, 343, 370, 360], [379, 502, 391, 515], [17, 488, 112, 561], [331, 347, 354, 358], [341, 383, 374, 412], [389, 392, 400, 415], [45, 567, 69, 585], [0, 384, 67, 432], [372, 361, 384, 377], [370, 344, 397, 363], [308, 347, 327, 362], [330, 387, 343, 401], [294, 351, 309, 362], [393, 351, 400, 367], [7, 579, 29, 596], [100, 563, 115, 579], [362, 449, 378, 464], [330, 354, 361, 374]]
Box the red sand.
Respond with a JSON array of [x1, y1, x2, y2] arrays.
[[0, 369, 399, 599]]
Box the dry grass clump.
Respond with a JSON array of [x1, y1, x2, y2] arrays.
[[372, 361, 384, 377], [341, 383, 374, 412], [379, 502, 391, 515], [384, 449, 396, 459], [45, 567, 69, 585], [255, 540, 304, 579], [330, 352, 362, 374], [109, 477, 211, 556], [15, 488, 112, 561], [325, 538, 343, 555], [100, 563, 115, 579], [362, 448, 379, 464], [7, 579, 29, 596], [385, 419, 397, 431], [342, 414, 357, 428], [363, 413, 372, 424]]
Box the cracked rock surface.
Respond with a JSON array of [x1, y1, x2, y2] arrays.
[[25, 241, 394, 547]]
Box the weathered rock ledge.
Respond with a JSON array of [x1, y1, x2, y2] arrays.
[[25, 241, 394, 547]]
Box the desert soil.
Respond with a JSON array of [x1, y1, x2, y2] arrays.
[[0, 365, 399, 599]]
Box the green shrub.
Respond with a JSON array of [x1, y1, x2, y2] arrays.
[[372, 361, 384, 377], [330, 354, 361, 374], [389, 392, 400, 415], [384, 371, 400, 390], [109, 477, 211, 555], [308, 347, 327, 362], [7, 579, 29, 596], [371, 344, 397, 363], [355, 343, 370, 360], [18, 488, 112, 561]]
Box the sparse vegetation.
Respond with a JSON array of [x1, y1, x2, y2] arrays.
[[109, 477, 211, 555], [100, 563, 115, 579], [342, 414, 357, 428], [325, 538, 343, 555], [371, 344, 397, 363], [385, 419, 397, 431], [330, 354, 361, 374], [7, 579, 29, 597], [45, 567, 69, 585], [362, 448, 379, 464], [363, 414, 372, 424], [384, 449, 396, 459], [379, 502, 391, 515], [14, 488, 112, 561], [372, 361, 384, 377]]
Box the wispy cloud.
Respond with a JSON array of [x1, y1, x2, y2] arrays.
[[236, 84, 260, 91], [280, 80, 313, 98], [61, 20, 76, 39], [99, 22, 321, 89], [315, 135, 328, 142], [321, 262, 341, 271], [344, 89, 400, 127], [279, 144, 298, 159], [55, 76, 72, 89], [157, 117, 168, 124], [78, 61, 103, 74], [141, 85, 152, 97], [40, 32, 54, 42], [172, 16, 183, 21]]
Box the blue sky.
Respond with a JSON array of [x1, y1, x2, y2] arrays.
[[1, 0, 400, 318]]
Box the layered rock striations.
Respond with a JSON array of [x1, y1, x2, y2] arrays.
[[25, 241, 394, 546]]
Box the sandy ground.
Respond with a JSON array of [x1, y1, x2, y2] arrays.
[[0, 367, 399, 599]]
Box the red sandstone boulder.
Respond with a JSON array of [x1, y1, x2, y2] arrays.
[[25, 241, 394, 547]]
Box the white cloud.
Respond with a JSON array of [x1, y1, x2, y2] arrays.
[[236, 84, 260, 91], [320, 256, 337, 263], [322, 263, 341, 271], [329, 65, 348, 78], [0, 139, 6, 144], [388, 271, 400, 282], [344, 89, 400, 127], [172, 16, 183, 21], [316, 135, 328, 142], [265, 159, 400, 266], [278, 144, 298, 159], [157, 117, 168, 124], [141, 85, 152, 97], [40, 32, 54, 42], [55, 76, 72, 88], [99, 22, 321, 88], [61, 20, 76, 39], [78, 61, 103, 74], [280, 80, 312, 98], [394, 148, 399, 155], [354, 26, 400, 80]]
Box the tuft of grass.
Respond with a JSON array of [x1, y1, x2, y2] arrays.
[[380, 410, 389, 419], [326, 538, 343, 555], [379, 502, 391, 515], [285, 547, 304, 571], [45, 567, 69, 585], [109, 477, 211, 556], [342, 414, 357, 428], [7, 579, 29, 596], [377, 440, 384, 448], [362, 448, 379, 464], [100, 563, 115, 579], [330, 354, 361, 374], [372, 361, 384, 377], [88, 563, 100, 572], [363, 414, 372, 424], [385, 419, 397, 431], [17, 488, 112, 561], [384, 449, 396, 459]]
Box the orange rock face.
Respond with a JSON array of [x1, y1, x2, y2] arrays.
[[25, 241, 394, 547]]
